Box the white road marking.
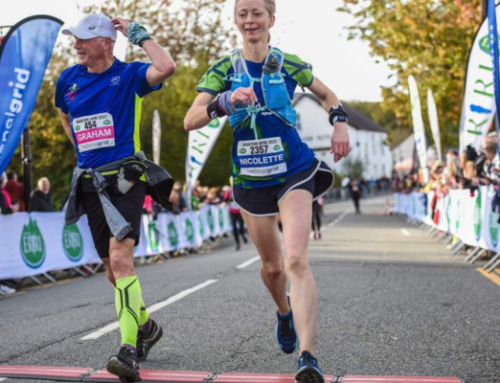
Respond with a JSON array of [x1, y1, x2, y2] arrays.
[[320, 209, 351, 231], [81, 279, 218, 340], [401, 229, 411, 237], [236, 256, 260, 269]]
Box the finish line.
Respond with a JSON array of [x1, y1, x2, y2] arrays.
[[0, 365, 464, 383]]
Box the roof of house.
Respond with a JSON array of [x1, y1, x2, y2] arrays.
[[292, 93, 388, 134]]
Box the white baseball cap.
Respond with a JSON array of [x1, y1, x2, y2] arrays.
[[62, 14, 117, 41]]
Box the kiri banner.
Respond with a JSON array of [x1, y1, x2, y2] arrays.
[[186, 117, 227, 190], [459, 4, 499, 152], [427, 89, 442, 161], [408, 75, 429, 183], [488, 0, 500, 150], [0, 15, 63, 175]]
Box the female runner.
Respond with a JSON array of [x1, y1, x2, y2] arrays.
[[185, 1, 350, 381]]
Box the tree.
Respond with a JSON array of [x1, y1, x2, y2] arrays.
[[346, 100, 409, 147], [343, 158, 365, 180], [339, 0, 482, 149]]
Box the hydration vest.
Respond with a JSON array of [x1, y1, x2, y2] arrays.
[[226, 47, 297, 133]]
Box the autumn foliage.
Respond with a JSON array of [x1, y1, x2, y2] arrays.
[[339, 0, 482, 148]]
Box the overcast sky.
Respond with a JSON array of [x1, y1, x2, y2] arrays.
[[0, 0, 395, 102]]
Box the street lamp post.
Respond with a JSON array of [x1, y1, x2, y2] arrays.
[[483, 0, 488, 20]]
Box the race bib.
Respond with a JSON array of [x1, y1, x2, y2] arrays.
[[72, 113, 115, 153], [237, 137, 287, 177]]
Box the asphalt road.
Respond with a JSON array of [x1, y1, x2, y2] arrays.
[[1, 196, 499, 383]]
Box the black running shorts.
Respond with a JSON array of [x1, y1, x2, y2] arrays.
[[232, 159, 334, 216], [80, 178, 146, 259]]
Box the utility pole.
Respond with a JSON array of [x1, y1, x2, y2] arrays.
[[483, 0, 488, 20]]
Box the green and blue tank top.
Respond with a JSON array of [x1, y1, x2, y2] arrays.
[[196, 47, 316, 189]]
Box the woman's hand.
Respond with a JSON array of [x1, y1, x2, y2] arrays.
[[331, 122, 350, 163], [230, 87, 258, 107]]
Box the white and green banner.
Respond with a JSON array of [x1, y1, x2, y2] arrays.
[[459, 4, 499, 152], [408, 75, 429, 183], [0, 205, 232, 280], [185, 117, 227, 191], [427, 88, 442, 161], [152, 109, 161, 165]]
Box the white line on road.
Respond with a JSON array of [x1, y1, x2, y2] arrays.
[[401, 229, 411, 237], [324, 209, 351, 230], [0, 378, 6, 382], [236, 256, 260, 269], [81, 279, 218, 340]]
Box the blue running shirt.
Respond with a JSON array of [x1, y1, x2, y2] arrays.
[[55, 59, 160, 168], [196, 51, 317, 189]]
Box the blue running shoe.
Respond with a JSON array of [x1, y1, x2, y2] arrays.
[[275, 295, 298, 354], [295, 351, 324, 383]]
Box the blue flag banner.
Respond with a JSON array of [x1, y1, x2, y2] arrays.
[[0, 15, 63, 175], [488, 0, 500, 155]]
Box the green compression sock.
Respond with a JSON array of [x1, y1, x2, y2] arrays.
[[115, 276, 143, 348], [139, 299, 150, 328]]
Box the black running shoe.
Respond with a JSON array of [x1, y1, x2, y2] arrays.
[[106, 347, 141, 382], [295, 351, 324, 383], [137, 319, 163, 361]]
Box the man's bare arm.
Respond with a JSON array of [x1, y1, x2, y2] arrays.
[[58, 109, 74, 146]]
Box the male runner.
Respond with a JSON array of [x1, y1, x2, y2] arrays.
[[55, 14, 175, 381]]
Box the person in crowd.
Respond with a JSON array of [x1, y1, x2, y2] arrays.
[[223, 177, 248, 251], [190, 180, 202, 210], [170, 181, 187, 215], [55, 13, 175, 381], [463, 145, 478, 179], [424, 162, 444, 194], [444, 150, 461, 189], [30, 177, 56, 212], [0, 173, 14, 215], [5, 171, 25, 211], [311, 196, 324, 240], [348, 179, 362, 214], [143, 194, 154, 215], [481, 133, 500, 185], [205, 187, 222, 205], [184, 1, 349, 380], [425, 162, 445, 223]]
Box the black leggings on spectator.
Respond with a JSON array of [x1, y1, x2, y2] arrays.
[[230, 212, 246, 246]]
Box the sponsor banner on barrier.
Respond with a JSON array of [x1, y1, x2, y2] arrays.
[[0, 213, 100, 279], [395, 186, 500, 252], [0, 206, 232, 280]]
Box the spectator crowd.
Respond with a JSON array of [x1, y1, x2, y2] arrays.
[[392, 132, 500, 227]]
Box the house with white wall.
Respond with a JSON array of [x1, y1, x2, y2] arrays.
[[292, 93, 393, 179]]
